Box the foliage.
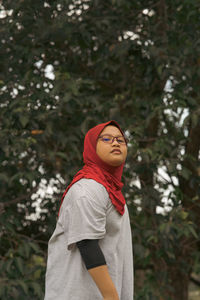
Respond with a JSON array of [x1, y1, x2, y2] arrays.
[[0, 0, 200, 299]]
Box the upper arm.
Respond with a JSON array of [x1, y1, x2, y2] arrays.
[[59, 179, 109, 249]]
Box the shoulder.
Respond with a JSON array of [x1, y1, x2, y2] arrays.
[[73, 178, 108, 195], [63, 178, 109, 208]]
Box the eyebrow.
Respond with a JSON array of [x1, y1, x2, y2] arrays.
[[100, 134, 124, 137]]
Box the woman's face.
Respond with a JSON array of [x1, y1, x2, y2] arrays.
[[96, 125, 127, 167]]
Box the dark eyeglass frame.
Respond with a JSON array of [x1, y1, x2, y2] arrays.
[[98, 134, 129, 145]]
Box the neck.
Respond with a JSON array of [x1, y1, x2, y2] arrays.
[[86, 156, 124, 181]]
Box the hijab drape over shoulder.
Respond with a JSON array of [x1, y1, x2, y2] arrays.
[[59, 120, 126, 215]]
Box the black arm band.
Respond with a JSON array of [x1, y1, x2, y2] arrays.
[[76, 239, 106, 270]]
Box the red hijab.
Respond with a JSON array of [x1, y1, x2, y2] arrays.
[[59, 120, 126, 215]]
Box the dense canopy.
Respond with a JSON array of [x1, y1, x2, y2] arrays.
[[0, 1, 200, 299]]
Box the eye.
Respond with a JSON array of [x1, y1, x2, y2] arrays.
[[103, 137, 111, 142], [117, 138, 125, 144]]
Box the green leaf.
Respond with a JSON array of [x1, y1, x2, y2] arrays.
[[15, 257, 24, 275], [188, 225, 198, 239], [30, 282, 42, 297], [181, 168, 192, 180], [29, 242, 40, 253], [6, 259, 13, 273], [0, 173, 9, 182], [19, 115, 29, 127], [180, 210, 188, 220], [17, 280, 28, 294]]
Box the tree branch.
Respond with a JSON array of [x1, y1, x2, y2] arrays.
[[0, 186, 38, 215], [190, 274, 200, 287]]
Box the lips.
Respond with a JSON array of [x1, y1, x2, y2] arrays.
[[111, 149, 122, 154]]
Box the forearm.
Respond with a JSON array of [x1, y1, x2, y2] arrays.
[[76, 239, 119, 299], [88, 265, 119, 300]]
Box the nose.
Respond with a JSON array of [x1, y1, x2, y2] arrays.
[[112, 138, 120, 145]]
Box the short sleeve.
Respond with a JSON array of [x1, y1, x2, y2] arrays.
[[59, 179, 109, 250]]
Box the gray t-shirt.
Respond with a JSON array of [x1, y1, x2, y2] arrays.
[[44, 178, 134, 300]]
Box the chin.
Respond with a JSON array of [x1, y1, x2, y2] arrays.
[[109, 160, 123, 167]]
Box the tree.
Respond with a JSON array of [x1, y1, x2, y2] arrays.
[[0, 0, 200, 299]]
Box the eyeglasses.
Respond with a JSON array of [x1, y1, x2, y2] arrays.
[[98, 134, 128, 145]]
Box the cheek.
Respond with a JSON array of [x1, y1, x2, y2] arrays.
[[96, 142, 106, 157], [123, 147, 128, 159], [96, 143, 111, 161]]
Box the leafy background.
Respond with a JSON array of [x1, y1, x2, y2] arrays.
[[0, 0, 200, 299]]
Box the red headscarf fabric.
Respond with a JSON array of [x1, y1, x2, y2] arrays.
[[59, 120, 126, 215]]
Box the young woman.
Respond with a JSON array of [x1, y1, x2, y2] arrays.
[[44, 120, 134, 300]]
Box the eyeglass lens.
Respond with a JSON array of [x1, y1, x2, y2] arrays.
[[100, 135, 126, 144]]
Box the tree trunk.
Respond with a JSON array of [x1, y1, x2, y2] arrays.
[[152, 252, 192, 300], [168, 269, 189, 300]]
